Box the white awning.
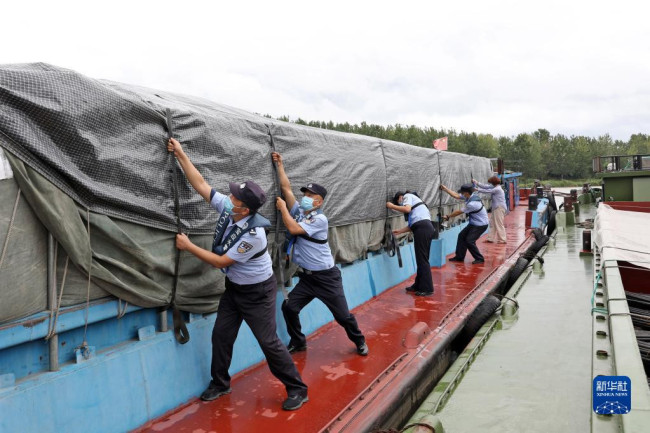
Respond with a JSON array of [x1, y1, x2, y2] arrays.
[[593, 204, 650, 269]]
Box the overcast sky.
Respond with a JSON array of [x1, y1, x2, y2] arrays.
[[3, 0, 649, 141]]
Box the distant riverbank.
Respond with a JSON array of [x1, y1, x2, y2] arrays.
[[519, 178, 600, 188]]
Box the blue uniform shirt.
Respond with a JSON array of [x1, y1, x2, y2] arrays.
[[290, 202, 335, 271], [210, 189, 273, 285], [403, 193, 431, 227], [462, 192, 489, 226]]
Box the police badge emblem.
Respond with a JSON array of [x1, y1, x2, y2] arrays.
[[237, 241, 254, 254]]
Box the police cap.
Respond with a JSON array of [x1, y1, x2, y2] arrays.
[[229, 180, 266, 211], [300, 182, 327, 199]]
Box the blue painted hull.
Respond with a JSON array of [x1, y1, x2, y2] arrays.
[[0, 223, 471, 433]]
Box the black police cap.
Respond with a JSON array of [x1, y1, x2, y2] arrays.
[[457, 183, 475, 194], [300, 182, 327, 199], [229, 180, 267, 211]]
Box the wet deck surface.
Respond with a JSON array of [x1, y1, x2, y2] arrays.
[[137, 206, 530, 433], [429, 206, 596, 433]]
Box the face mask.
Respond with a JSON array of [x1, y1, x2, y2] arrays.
[[224, 196, 245, 215], [300, 196, 315, 211]]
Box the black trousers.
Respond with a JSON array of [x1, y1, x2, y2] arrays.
[[455, 224, 489, 261], [282, 266, 365, 348], [211, 276, 307, 397], [411, 220, 435, 294]]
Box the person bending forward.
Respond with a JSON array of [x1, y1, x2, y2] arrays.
[[440, 183, 489, 264]]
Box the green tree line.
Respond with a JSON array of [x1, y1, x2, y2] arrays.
[[270, 115, 649, 180]]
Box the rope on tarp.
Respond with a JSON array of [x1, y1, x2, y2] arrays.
[[166, 108, 190, 344], [117, 299, 129, 319], [0, 188, 20, 270], [74, 207, 94, 355]]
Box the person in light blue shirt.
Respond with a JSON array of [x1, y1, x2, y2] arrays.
[[472, 176, 507, 243], [272, 152, 368, 357], [167, 138, 308, 411], [386, 191, 436, 296], [440, 183, 489, 264]]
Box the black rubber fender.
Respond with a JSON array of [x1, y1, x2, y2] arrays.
[[546, 210, 557, 236], [454, 295, 501, 351], [532, 227, 544, 241], [548, 193, 558, 211], [506, 257, 530, 288], [532, 235, 550, 251]]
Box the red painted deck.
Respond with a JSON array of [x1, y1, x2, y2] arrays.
[[137, 206, 531, 433]]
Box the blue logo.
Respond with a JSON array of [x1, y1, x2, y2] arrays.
[[593, 376, 631, 415]]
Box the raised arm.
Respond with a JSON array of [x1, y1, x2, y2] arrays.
[[271, 152, 297, 209], [167, 138, 211, 202], [472, 179, 493, 193], [440, 184, 461, 200]]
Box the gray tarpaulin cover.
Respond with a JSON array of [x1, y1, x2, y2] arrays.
[[0, 63, 493, 323]]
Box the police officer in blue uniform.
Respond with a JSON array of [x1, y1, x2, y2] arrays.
[[271, 152, 368, 357], [168, 138, 308, 411], [440, 183, 489, 264], [386, 191, 436, 296]]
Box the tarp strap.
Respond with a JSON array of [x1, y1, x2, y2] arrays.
[[437, 150, 443, 233], [268, 126, 289, 300], [166, 108, 190, 344], [378, 141, 403, 268]]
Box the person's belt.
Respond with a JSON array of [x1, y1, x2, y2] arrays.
[[225, 277, 268, 290], [300, 266, 335, 275]]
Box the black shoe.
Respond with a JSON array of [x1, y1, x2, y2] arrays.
[[415, 291, 433, 297], [356, 343, 369, 356], [405, 285, 416, 293], [282, 394, 309, 411], [472, 259, 485, 265], [287, 343, 307, 354], [448, 257, 464, 262], [200, 381, 232, 401]]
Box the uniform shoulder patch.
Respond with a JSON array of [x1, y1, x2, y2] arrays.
[[237, 241, 254, 254]]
